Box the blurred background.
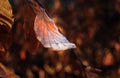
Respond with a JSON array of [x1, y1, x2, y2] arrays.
[[0, 0, 120, 78]]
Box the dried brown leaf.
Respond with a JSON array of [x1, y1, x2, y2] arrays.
[[0, 63, 20, 78], [0, 0, 14, 29]]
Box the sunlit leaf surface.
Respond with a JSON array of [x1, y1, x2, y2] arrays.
[[0, 0, 14, 28]]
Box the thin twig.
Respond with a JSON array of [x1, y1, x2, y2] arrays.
[[74, 51, 88, 78]]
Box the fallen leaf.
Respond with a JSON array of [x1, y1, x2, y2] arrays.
[[0, 63, 20, 78]]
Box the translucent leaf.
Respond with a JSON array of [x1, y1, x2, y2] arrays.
[[33, 6, 76, 50]]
